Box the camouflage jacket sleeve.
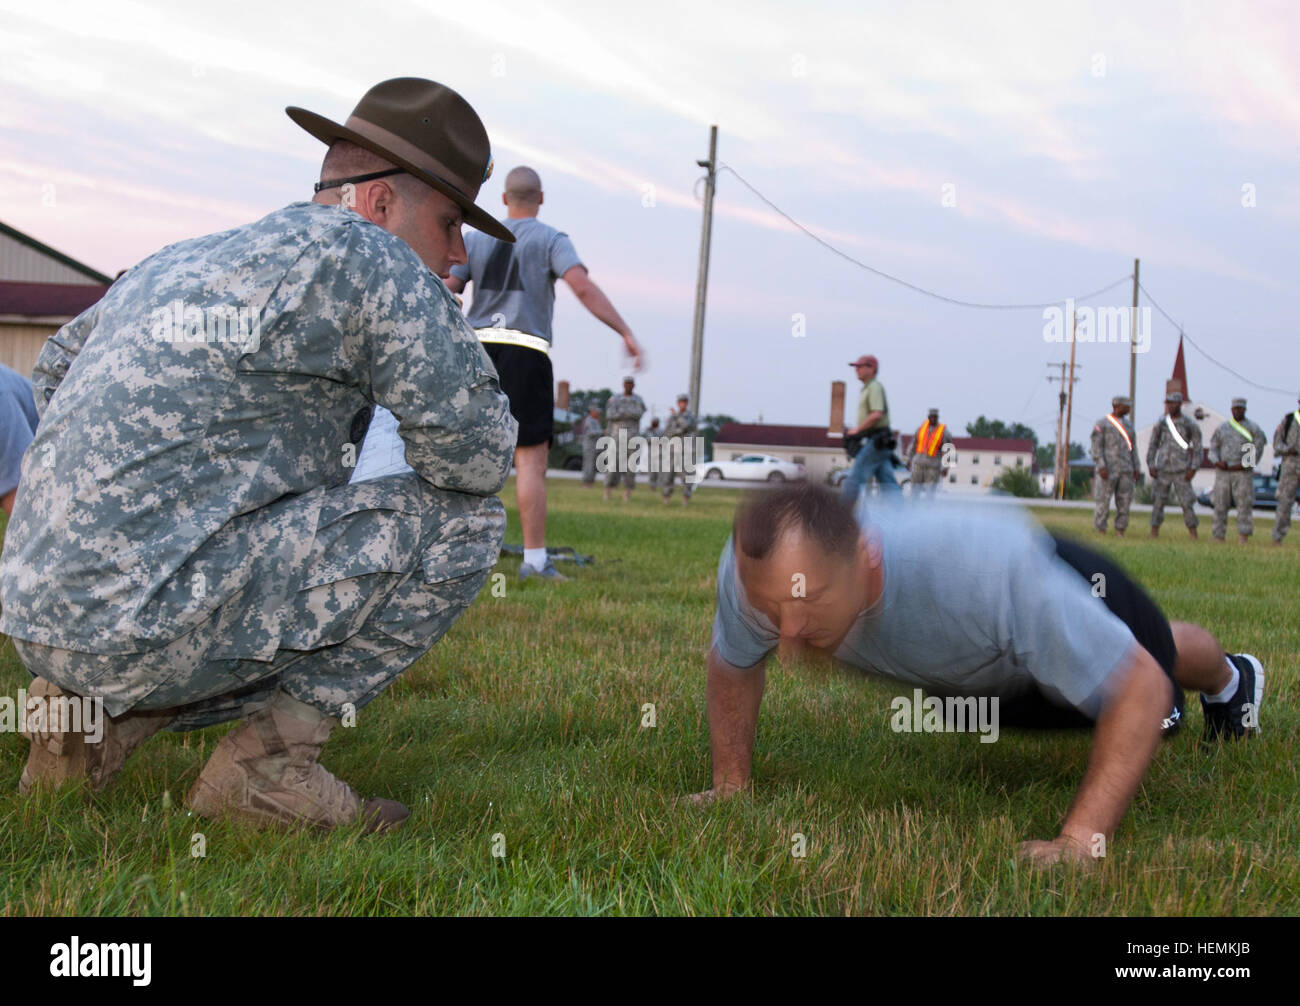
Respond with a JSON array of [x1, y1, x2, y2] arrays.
[[1251, 422, 1268, 457], [1146, 421, 1162, 471], [1090, 421, 1104, 465], [1276, 415, 1300, 455], [358, 243, 515, 496], [1187, 417, 1203, 468], [1128, 420, 1140, 472], [31, 300, 105, 419], [1208, 425, 1224, 465]]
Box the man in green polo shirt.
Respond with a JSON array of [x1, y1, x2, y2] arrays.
[[840, 354, 900, 505]]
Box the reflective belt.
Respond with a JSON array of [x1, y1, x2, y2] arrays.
[[475, 327, 550, 356], [1164, 414, 1188, 450], [1228, 417, 1253, 441], [1105, 413, 1133, 451]]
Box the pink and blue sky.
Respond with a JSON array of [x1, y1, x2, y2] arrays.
[[3, 0, 1298, 437]]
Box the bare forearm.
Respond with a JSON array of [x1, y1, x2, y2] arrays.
[[577, 280, 631, 338], [1060, 650, 1167, 844], [706, 649, 766, 791]]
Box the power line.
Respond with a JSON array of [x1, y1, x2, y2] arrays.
[[716, 162, 1134, 310], [1139, 282, 1295, 396]]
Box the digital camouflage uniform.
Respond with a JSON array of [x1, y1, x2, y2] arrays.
[[902, 417, 952, 499], [660, 406, 698, 500], [1209, 412, 1268, 539], [1090, 409, 1140, 532], [1146, 410, 1202, 530], [645, 420, 662, 489], [1271, 406, 1300, 542], [0, 202, 516, 728], [580, 413, 602, 485], [603, 390, 646, 489]]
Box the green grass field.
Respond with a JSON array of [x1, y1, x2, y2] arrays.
[[1, 482, 1296, 916]]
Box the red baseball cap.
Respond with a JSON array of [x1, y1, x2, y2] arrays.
[[848, 355, 878, 368]]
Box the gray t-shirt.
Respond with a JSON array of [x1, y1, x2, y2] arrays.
[[450, 217, 583, 343], [711, 501, 1137, 717], [0, 363, 39, 498]]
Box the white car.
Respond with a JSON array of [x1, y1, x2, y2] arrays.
[[701, 453, 806, 482]]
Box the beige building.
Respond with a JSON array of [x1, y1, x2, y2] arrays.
[[1, 220, 112, 379]]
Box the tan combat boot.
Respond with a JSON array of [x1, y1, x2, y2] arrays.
[[186, 690, 408, 833], [19, 677, 172, 794]]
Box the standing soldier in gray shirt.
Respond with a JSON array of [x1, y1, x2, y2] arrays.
[[445, 165, 643, 581], [580, 403, 603, 489], [603, 375, 646, 502], [1209, 397, 1268, 543], [0, 79, 517, 832], [1271, 393, 1300, 546], [661, 393, 698, 506], [1146, 391, 1201, 539], [1090, 395, 1140, 535]]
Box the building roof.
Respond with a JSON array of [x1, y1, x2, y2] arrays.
[[715, 422, 1034, 455], [0, 221, 113, 285], [0, 280, 110, 320]]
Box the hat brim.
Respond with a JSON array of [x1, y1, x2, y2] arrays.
[[286, 106, 515, 244]]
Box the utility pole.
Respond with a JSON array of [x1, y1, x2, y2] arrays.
[[688, 125, 718, 419], [1063, 314, 1081, 500], [1047, 360, 1082, 499], [1129, 258, 1139, 421]]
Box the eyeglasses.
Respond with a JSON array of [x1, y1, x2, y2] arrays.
[[314, 168, 406, 194]]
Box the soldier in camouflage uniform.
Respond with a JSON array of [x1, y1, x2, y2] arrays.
[[661, 393, 698, 505], [0, 79, 517, 833], [902, 408, 952, 499], [1210, 397, 1268, 543], [1146, 391, 1202, 539], [1271, 393, 1300, 546], [1090, 395, 1140, 535], [646, 417, 663, 490], [603, 375, 646, 502], [580, 403, 603, 488]]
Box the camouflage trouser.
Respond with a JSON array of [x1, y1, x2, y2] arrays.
[[603, 422, 639, 489], [909, 460, 941, 497], [660, 439, 695, 499], [1212, 469, 1255, 538], [1150, 471, 1198, 529], [581, 442, 598, 485], [1274, 457, 1300, 541], [1093, 473, 1135, 531], [10, 472, 505, 730]]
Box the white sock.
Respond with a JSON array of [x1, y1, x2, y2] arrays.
[[524, 547, 548, 570], [1204, 657, 1239, 704]]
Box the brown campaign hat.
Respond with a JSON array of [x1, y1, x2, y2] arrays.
[[287, 78, 514, 243]]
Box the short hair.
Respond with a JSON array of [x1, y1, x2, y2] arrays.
[[318, 140, 429, 206], [504, 166, 542, 205], [733, 483, 861, 562]]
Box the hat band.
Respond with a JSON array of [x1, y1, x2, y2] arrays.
[[343, 115, 476, 201]]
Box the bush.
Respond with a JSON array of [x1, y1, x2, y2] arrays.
[[990, 466, 1041, 498]]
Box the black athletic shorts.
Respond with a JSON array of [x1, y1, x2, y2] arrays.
[[484, 342, 553, 448], [997, 535, 1184, 731]]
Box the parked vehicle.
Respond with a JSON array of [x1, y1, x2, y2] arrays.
[[1196, 473, 1300, 512], [548, 407, 585, 471], [702, 453, 806, 482]]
